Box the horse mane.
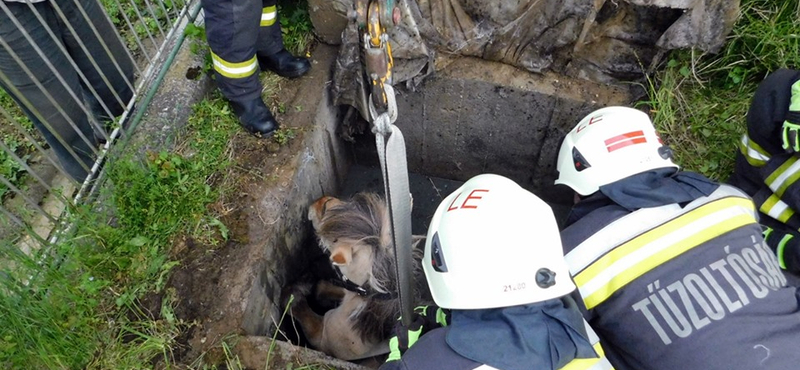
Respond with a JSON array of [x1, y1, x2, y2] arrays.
[[316, 192, 426, 342]]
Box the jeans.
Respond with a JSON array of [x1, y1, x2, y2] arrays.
[[0, 0, 134, 181]]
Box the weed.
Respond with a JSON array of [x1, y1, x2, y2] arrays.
[[0, 90, 38, 200], [279, 0, 315, 56], [645, 0, 799, 181], [273, 127, 297, 146], [101, 0, 188, 52], [0, 92, 239, 368], [185, 23, 214, 76]]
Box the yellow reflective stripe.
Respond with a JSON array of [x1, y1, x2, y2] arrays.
[[739, 134, 770, 167], [261, 5, 277, 26], [790, 80, 800, 111], [777, 233, 793, 269], [765, 156, 800, 197], [759, 194, 796, 223], [210, 51, 258, 78], [576, 197, 756, 309], [559, 342, 614, 370], [386, 336, 402, 362]]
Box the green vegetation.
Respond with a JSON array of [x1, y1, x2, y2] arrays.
[[0, 0, 317, 367], [0, 91, 36, 200], [101, 0, 188, 52], [279, 0, 315, 56], [645, 0, 800, 181], [0, 91, 239, 369]]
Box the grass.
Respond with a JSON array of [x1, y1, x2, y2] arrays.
[[101, 0, 188, 53], [0, 92, 240, 369], [0, 0, 315, 367], [644, 0, 800, 181], [0, 91, 37, 200], [279, 0, 315, 57]]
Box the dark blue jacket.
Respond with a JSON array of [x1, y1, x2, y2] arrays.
[[561, 181, 800, 370]]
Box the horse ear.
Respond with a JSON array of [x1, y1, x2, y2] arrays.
[[308, 196, 342, 231], [330, 244, 353, 266]]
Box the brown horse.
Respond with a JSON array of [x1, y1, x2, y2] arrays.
[[283, 193, 424, 360]]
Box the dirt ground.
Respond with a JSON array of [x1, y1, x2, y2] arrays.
[[153, 49, 332, 365], [166, 124, 314, 366]]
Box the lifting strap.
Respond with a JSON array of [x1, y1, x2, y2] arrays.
[[357, 0, 414, 326], [370, 85, 414, 326]]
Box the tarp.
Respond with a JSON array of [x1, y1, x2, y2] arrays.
[[315, 0, 740, 128]]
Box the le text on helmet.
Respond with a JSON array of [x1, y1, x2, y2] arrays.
[[447, 189, 489, 212]]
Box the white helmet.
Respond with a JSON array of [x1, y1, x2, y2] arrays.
[[423, 174, 575, 309], [554, 106, 678, 196]]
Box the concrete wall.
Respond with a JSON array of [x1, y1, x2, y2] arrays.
[[356, 55, 633, 205]]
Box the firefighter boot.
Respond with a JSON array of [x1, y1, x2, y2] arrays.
[[258, 49, 311, 79], [230, 98, 278, 137]]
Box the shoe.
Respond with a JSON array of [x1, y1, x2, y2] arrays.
[[230, 98, 278, 137], [258, 49, 311, 78]]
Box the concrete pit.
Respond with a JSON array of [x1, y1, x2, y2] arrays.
[[148, 42, 633, 368]]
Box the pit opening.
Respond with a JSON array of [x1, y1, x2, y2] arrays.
[[246, 51, 634, 367]]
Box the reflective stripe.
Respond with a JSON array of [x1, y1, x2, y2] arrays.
[[739, 133, 771, 167], [556, 320, 616, 370], [261, 5, 277, 26], [760, 194, 795, 223], [472, 324, 615, 370], [583, 319, 600, 344], [765, 156, 800, 196], [574, 197, 756, 309], [790, 80, 800, 112], [210, 51, 258, 79], [560, 342, 615, 370], [777, 233, 793, 269], [566, 185, 752, 276]]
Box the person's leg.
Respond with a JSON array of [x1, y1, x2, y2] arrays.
[[0, 1, 97, 181], [256, 0, 283, 56], [57, 0, 135, 120], [202, 0, 277, 136], [256, 0, 310, 78]]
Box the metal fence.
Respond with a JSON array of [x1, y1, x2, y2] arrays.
[[0, 0, 201, 254]]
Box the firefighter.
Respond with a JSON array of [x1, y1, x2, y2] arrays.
[[381, 174, 614, 370], [728, 68, 800, 273], [201, 0, 310, 137], [555, 106, 800, 370]]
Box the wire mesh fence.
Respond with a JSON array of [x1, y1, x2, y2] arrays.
[[0, 0, 199, 257]]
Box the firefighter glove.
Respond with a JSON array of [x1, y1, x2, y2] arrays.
[[782, 80, 800, 152], [385, 305, 450, 362], [782, 121, 800, 152]]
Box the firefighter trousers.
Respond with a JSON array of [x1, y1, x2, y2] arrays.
[[202, 0, 284, 103]]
